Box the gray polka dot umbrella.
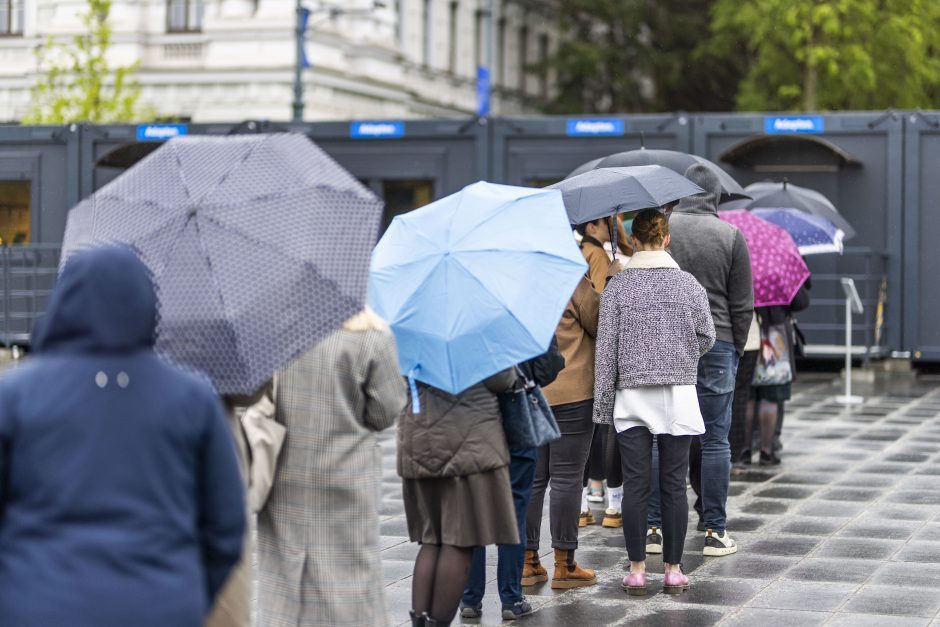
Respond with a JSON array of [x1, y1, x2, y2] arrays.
[[60, 133, 383, 394]]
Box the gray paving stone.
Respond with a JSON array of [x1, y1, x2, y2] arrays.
[[746, 580, 856, 612], [894, 542, 940, 564], [747, 535, 823, 556], [776, 516, 845, 536], [870, 561, 940, 588], [825, 613, 930, 626], [838, 522, 920, 540], [721, 607, 830, 626], [703, 554, 798, 579], [842, 585, 940, 617], [797, 501, 866, 519], [783, 558, 882, 583], [813, 538, 903, 560], [888, 491, 940, 506]]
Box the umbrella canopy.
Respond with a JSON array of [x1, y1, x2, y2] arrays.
[[719, 209, 810, 308], [568, 149, 750, 202], [739, 180, 856, 239], [751, 208, 844, 255], [369, 181, 587, 394], [547, 165, 704, 225], [61, 133, 383, 394]]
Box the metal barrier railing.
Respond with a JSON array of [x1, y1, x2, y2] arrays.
[[797, 246, 888, 364], [1, 244, 61, 347]]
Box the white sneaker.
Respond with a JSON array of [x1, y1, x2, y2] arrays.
[[703, 529, 738, 556], [645, 526, 663, 554]]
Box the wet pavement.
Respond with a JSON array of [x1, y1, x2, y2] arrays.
[[378, 374, 940, 626]]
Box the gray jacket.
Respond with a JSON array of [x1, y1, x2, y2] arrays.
[[593, 251, 715, 425], [669, 164, 754, 354], [397, 369, 515, 479]]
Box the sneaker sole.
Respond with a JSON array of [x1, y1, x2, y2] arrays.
[[662, 584, 688, 595], [703, 545, 738, 557], [551, 577, 597, 589], [520, 574, 547, 586], [645, 544, 663, 554], [579, 518, 596, 527], [602, 518, 622, 528], [586, 495, 605, 503], [460, 609, 482, 618], [501, 609, 533, 620]]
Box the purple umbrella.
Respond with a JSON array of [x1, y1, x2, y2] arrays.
[[719, 209, 810, 308]]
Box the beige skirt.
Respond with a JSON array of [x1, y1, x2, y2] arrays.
[[403, 466, 519, 547]]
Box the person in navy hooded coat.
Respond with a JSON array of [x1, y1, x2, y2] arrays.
[[0, 245, 245, 627]]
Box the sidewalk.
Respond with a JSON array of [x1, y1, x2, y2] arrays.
[[379, 374, 940, 626]]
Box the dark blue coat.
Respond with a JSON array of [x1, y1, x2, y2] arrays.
[[0, 246, 245, 627]]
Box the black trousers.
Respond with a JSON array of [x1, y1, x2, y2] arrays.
[[729, 349, 759, 462], [617, 427, 691, 564]]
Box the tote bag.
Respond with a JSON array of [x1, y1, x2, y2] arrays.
[[753, 322, 793, 387], [498, 368, 561, 449]]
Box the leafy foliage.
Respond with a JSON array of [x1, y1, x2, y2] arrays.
[[23, 0, 151, 124]]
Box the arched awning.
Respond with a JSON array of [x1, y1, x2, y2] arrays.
[[718, 134, 862, 172], [95, 142, 163, 169]]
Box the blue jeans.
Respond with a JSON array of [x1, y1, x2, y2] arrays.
[[649, 341, 738, 533], [462, 447, 538, 607]]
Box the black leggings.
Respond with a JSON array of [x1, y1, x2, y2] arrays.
[[412, 543, 474, 623], [605, 421, 623, 489]]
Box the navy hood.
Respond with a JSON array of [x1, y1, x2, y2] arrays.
[[32, 245, 157, 353], [675, 163, 723, 216]]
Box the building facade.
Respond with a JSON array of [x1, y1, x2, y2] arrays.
[[0, 0, 560, 122]]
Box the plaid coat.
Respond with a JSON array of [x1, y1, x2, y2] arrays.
[[257, 328, 407, 627]]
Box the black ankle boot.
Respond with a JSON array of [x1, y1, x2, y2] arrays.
[[410, 610, 426, 627], [424, 615, 448, 626]]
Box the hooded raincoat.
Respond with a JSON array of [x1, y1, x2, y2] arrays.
[[0, 246, 245, 627]]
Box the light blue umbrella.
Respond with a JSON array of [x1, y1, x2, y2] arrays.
[[369, 181, 587, 395]]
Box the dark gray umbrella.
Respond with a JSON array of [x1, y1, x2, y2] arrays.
[[737, 180, 856, 240], [61, 133, 383, 394], [548, 165, 704, 225], [568, 149, 750, 202]]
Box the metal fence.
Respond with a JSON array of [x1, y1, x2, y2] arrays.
[[1, 245, 60, 346]]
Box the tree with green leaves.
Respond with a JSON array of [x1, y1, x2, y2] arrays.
[[23, 0, 151, 124], [709, 0, 940, 111], [539, 0, 745, 114]]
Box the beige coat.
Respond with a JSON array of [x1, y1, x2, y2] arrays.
[[542, 276, 600, 407]]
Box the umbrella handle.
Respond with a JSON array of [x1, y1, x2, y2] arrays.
[[608, 216, 617, 261], [408, 367, 421, 414]]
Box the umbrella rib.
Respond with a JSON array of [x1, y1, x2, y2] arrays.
[[198, 212, 311, 268], [170, 141, 195, 203], [195, 135, 271, 206]]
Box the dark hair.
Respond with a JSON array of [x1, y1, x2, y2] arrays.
[[574, 219, 603, 237], [631, 209, 669, 246]]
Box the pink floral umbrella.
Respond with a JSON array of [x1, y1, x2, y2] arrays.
[[719, 209, 810, 307]]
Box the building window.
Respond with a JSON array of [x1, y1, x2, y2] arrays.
[[518, 25, 529, 93], [422, 0, 432, 66], [474, 9, 484, 70], [0, 0, 24, 36], [0, 181, 30, 245], [167, 0, 204, 33], [448, 1, 458, 74], [538, 33, 549, 98]]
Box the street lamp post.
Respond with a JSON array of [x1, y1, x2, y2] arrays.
[[291, 1, 386, 122]]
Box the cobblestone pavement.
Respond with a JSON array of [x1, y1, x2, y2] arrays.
[[378, 374, 940, 626]]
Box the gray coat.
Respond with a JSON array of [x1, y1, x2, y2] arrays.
[[257, 328, 407, 627], [593, 251, 715, 425], [670, 164, 754, 354], [397, 369, 515, 479]]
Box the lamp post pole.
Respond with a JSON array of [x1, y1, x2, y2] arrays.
[[292, 0, 306, 122]]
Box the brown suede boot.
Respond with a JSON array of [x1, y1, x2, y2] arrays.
[[551, 548, 597, 589], [521, 549, 548, 586]]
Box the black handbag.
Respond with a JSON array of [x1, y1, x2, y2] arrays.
[[498, 367, 561, 449]]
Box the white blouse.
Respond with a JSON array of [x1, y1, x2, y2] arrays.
[[613, 385, 705, 436]]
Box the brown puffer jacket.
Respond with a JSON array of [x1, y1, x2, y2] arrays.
[[397, 369, 515, 479]]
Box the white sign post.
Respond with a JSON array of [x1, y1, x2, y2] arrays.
[[835, 277, 865, 405]]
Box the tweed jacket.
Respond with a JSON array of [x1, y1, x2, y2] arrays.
[[397, 369, 515, 479], [593, 250, 715, 425], [542, 276, 600, 406], [257, 328, 406, 627]]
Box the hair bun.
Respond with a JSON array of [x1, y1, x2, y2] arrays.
[[631, 209, 670, 247]]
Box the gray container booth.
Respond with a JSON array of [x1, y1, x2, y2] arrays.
[[289, 118, 486, 232], [903, 111, 940, 361], [694, 112, 904, 358], [0, 125, 78, 344], [492, 114, 692, 186]]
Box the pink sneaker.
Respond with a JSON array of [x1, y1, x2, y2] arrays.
[[663, 570, 690, 595], [621, 571, 647, 596]]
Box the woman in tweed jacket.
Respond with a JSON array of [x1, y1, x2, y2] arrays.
[[593, 209, 714, 596], [257, 308, 407, 627]]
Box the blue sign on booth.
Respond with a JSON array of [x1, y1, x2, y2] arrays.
[[136, 123, 188, 141], [566, 119, 626, 137], [764, 116, 825, 134], [350, 121, 406, 139]]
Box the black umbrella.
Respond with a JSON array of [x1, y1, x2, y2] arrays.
[[736, 180, 856, 240], [568, 149, 751, 202], [548, 165, 704, 225]]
